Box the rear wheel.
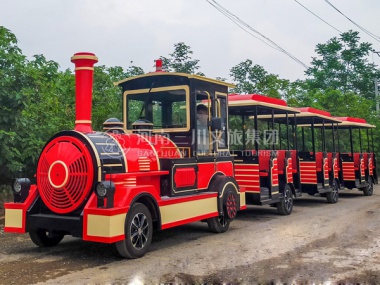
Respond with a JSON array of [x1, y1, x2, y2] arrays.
[[276, 184, 293, 215], [363, 178, 374, 196], [326, 180, 339, 203], [207, 189, 235, 233], [115, 203, 153, 259], [29, 229, 64, 247]]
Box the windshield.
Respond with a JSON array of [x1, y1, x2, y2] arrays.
[[125, 87, 188, 132]]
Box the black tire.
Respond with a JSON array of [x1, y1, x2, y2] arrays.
[[276, 184, 293, 215], [326, 180, 339, 204], [29, 229, 64, 247], [363, 178, 374, 196], [115, 203, 153, 259], [207, 215, 230, 233]]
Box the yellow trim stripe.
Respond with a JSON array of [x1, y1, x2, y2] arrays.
[[75, 120, 92, 124], [73, 131, 102, 181], [71, 55, 99, 61], [240, 192, 246, 207], [115, 72, 235, 88], [160, 197, 217, 225], [75, 67, 94, 71], [87, 213, 125, 237], [5, 208, 23, 228]]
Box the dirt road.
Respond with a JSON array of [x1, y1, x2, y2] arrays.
[[1, 186, 380, 284]]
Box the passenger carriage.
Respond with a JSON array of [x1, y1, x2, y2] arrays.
[[228, 94, 301, 215], [293, 107, 342, 203], [333, 117, 378, 195]]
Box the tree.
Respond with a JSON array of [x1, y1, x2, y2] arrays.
[[92, 65, 144, 130], [160, 42, 204, 75], [229, 59, 292, 99], [305, 30, 380, 99], [0, 26, 29, 183]]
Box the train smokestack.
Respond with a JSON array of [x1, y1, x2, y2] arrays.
[[155, 59, 163, 72], [71, 52, 98, 133]]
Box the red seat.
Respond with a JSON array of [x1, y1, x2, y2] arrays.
[[315, 152, 323, 172], [354, 153, 360, 170], [290, 150, 298, 172], [276, 150, 286, 174], [258, 150, 271, 173], [362, 153, 368, 170]]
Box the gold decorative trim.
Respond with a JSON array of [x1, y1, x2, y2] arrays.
[[71, 55, 99, 61], [75, 120, 92, 124], [229, 100, 300, 113], [137, 135, 161, 170], [48, 160, 69, 189], [115, 72, 235, 88], [102, 164, 123, 167], [108, 134, 128, 173], [74, 131, 102, 181], [123, 85, 190, 134], [75, 67, 94, 71]]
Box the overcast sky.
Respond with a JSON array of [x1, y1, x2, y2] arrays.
[[1, 0, 380, 82]]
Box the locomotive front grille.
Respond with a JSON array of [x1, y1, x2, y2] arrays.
[[37, 135, 95, 214]]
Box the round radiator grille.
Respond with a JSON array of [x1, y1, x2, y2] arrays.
[[37, 135, 94, 214]]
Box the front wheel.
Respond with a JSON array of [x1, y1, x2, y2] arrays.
[[326, 180, 339, 203], [115, 203, 153, 259], [276, 184, 293, 215], [363, 178, 374, 196], [207, 215, 230, 233], [29, 229, 64, 247]]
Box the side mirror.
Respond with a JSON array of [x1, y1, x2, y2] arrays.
[[210, 117, 222, 131]]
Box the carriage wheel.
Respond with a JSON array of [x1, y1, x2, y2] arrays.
[[363, 178, 374, 196], [326, 180, 339, 203], [276, 184, 293, 215], [115, 203, 153, 259]]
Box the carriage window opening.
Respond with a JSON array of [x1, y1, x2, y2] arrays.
[[217, 96, 227, 149]]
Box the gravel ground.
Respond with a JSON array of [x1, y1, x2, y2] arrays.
[[1, 185, 380, 284]]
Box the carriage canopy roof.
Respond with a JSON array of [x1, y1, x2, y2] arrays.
[[334, 117, 375, 129], [228, 93, 300, 115]]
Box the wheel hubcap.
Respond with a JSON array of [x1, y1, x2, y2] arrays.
[[369, 182, 373, 194], [226, 193, 237, 219], [130, 213, 149, 250], [333, 186, 338, 200], [285, 189, 293, 211]]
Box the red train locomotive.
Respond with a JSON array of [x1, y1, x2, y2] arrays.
[[4, 53, 245, 258]]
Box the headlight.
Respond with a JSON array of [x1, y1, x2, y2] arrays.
[[12, 178, 30, 194], [13, 180, 22, 193], [12, 178, 31, 203], [95, 181, 115, 208], [96, 182, 107, 197]]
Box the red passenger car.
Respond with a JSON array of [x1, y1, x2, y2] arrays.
[[294, 107, 342, 203], [335, 117, 378, 195], [228, 94, 301, 215]]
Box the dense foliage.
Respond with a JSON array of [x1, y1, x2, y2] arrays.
[[0, 26, 379, 188]]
